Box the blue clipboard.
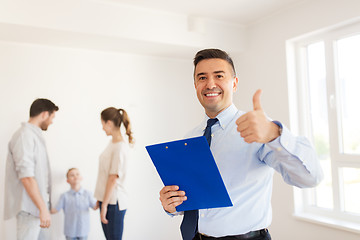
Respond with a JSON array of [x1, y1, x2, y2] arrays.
[[146, 136, 233, 211]]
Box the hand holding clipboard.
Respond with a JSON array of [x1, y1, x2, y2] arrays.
[[146, 136, 233, 212]]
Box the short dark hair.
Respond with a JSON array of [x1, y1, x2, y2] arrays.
[[193, 49, 236, 77], [29, 98, 59, 117]]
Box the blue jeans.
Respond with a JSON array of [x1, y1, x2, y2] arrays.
[[99, 202, 126, 240]]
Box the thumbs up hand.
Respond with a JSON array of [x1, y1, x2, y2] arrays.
[[235, 89, 280, 143]]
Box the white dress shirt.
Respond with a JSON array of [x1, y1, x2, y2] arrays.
[[4, 122, 51, 220], [184, 104, 323, 237]]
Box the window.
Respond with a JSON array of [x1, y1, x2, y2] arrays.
[[287, 20, 360, 233]]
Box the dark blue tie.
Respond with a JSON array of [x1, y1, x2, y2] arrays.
[[180, 118, 218, 240]]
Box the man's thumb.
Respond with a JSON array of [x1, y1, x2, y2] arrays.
[[253, 89, 263, 111]]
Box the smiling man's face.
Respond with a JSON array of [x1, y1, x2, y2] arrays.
[[194, 58, 238, 118]]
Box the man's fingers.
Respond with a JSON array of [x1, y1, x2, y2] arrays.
[[237, 121, 250, 133], [160, 191, 186, 207], [160, 185, 179, 195], [235, 114, 247, 126], [167, 196, 187, 205], [40, 220, 50, 228], [163, 196, 187, 208], [243, 135, 257, 144], [40, 215, 51, 228], [163, 190, 185, 199], [239, 128, 253, 139], [159, 186, 184, 202], [159, 186, 187, 213], [252, 89, 263, 111], [168, 199, 186, 208], [162, 196, 187, 213]]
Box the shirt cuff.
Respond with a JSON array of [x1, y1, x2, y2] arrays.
[[266, 122, 296, 155], [166, 210, 183, 217]]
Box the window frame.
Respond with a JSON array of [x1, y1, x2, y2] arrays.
[[286, 19, 360, 234]]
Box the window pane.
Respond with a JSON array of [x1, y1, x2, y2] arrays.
[[336, 35, 360, 154], [341, 168, 360, 214], [307, 42, 333, 209]]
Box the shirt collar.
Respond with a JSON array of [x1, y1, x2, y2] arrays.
[[22, 122, 45, 142], [203, 104, 238, 130], [70, 187, 84, 195], [23, 122, 42, 134]]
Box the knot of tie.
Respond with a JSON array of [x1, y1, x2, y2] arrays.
[[207, 118, 219, 128]]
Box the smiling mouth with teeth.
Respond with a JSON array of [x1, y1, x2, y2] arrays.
[[205, 93, 221, 97]]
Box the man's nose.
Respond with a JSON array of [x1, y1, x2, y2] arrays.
[[206, 77, 216, 89]]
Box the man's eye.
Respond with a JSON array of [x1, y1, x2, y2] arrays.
[[217, 75, 224, 79], [199, 76, 206, 80]]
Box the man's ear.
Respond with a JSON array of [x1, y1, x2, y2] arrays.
[[41, 111, 50, 120], [233, 77, 239, 92]]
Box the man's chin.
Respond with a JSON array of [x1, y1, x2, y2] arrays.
[[202, 102, 220, 111]]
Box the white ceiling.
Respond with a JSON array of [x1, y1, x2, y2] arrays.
[[0, 0, 309, 58], [100, 0, 307, 25]]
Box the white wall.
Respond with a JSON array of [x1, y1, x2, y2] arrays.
[[234, 0, 360, 239], [0, 41, 204, 239], [0, 1, 245, 239]]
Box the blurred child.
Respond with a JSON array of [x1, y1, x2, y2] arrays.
[[51, 168, 98, 240]]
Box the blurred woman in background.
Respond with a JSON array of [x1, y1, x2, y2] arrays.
[[94, 107, 134, 240]]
